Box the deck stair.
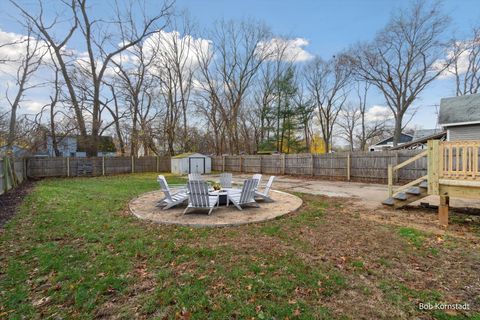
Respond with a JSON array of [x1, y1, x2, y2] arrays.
[[382, 140, 480, 227], [382, 179, 429, 208]]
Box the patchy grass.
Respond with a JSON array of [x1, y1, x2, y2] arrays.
[[398, 227, 426, 248], [0, 173, 479, 319]]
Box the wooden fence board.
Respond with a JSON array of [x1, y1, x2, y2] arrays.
[[27, 156, 171, 178]]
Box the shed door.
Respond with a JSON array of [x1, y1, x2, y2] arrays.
[[189, 157, 205, 174]]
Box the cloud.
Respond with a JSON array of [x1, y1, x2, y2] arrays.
[[22, 100, 48, 113], [257, 37, 314, 62], [365, 105, 393, 122], [0, 28, 49, 76], [434, 39, 480, 80]]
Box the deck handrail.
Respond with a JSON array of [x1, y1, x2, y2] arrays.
[[388, 150, 428, 197]]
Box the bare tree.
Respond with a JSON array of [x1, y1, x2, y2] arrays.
[[4, 25, 46, 152], [13, 0, 172, 155], [196, 19, 272, 154], [305, 55, 351, 153], [450, 27, 480, 95], [337, 103, 361, 151], [348, 1, 451, 146]]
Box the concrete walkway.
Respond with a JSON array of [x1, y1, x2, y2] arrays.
[[209, 174, 480, 210]]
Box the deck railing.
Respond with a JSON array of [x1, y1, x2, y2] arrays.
[[439, 141, 480, 180], [387, 150, 428, 197]]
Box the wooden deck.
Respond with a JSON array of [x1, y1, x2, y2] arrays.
[[386, 140, 480, 227]]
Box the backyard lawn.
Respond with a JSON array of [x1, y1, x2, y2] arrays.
[[0, 173, 479, 319]]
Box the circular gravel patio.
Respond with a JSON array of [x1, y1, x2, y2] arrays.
[[129, 189, 302, 227]]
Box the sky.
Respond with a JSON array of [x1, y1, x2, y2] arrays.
[[1, 0, 480, 131]]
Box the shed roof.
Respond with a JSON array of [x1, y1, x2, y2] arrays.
[[439, 94, 480, 126], [171, 152, 207, 159]]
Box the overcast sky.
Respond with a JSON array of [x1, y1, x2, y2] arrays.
[[1, 0, 480, 131]]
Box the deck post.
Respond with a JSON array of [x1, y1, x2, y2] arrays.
[[388, 164, 393, 197], [427, 140, 440, 195], [439, 195, 449, 227]]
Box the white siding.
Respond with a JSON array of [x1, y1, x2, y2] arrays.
[[448, 124, 480, 141]]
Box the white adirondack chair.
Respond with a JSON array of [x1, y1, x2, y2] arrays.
[[252, 174, 262, 191], [184, 180, 219, 215], [227, 178, 259, 210], [188, 173, 203, 181], [255, 176, 275, 202], [157, 175, 188, 209], [219, 172, 233, 188]]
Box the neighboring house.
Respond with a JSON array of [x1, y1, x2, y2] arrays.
[[369, 133, 413, 151], [46, 135, 117, 157], [0, 145, 30, 157], [439, 93, 480, 141], [390, 129, 446, 150]]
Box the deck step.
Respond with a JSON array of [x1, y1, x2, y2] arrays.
[[382, 197, 395, 206], [406, 187, 421, 195], [393, 192, 407, 201], [419, 180, 428, 189]]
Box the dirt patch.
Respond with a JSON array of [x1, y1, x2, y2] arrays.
[[0, 180, 34, 228]]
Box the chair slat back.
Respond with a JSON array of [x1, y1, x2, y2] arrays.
[[220, 172, 232, 188], [157, 175, 172, 201], [252, 174, 262, 191], [264, 176, 275, 194], [187, 180, 210, 207], [188, 173, 203, 181], [239, 179, 257, 204]]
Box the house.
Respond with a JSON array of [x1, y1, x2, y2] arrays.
[[439, 93, 480, 141], [390, 129, 446, 150], [46, 135, 117, 157], [369, 133, 413, 151], [171, 153, 212, 174], [0, 145, 30, 157]]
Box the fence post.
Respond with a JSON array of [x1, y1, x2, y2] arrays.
[[156, 156, 159, 172], [102, 156, 105, 176], [3, 157, 7, 194], [281, 154, 286, 175], [239, 155, 243, 173], [23, 158, 27, 180], [222, 155, 226, 172], [131, 156, 135, 173], [310, 153, 314, 176], [260, 156, 263, 174], [347, 153, 351, 181], [66, 157, 70, 177]]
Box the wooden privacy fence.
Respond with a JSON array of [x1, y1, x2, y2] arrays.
[[27, 156, 171, 178], [0, 157, 27, 195], [212, 150, 428, 183]]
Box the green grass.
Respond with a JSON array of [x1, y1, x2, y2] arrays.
[[0, 173, 478, 319], [398, 227, 426, 248]]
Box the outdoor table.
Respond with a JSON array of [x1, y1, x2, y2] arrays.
[[209, 188, 241, 206]]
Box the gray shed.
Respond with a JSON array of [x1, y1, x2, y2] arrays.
[[171, 153, 211, 175], [439, 94, 480, 141]]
